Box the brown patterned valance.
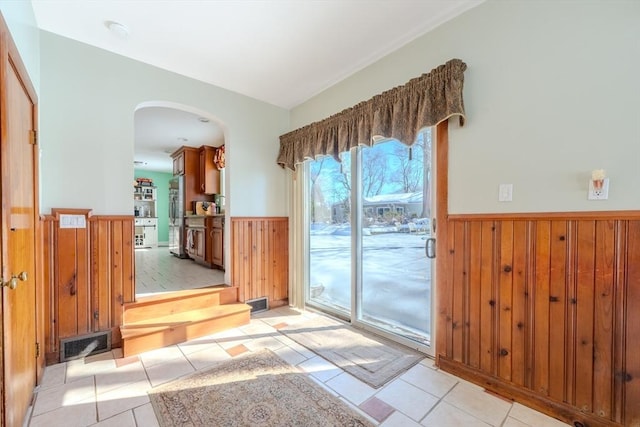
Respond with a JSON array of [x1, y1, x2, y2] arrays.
[[277, 59, 467, 170]]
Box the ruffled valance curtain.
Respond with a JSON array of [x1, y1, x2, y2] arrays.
[[277, 58, 467, 170]]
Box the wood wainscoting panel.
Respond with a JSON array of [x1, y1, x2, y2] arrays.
[[90, 216, 135, 347], [42, 211, 135, 362], [231, 217, 288, 308], [42, 209, 92, 363], [437, 212, 640, 427], [624, 221, 640, 424]]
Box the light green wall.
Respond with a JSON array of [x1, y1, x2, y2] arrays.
[[292, 0, 640, 214], [39, 31, 289, 217], [134, 170, 172, 244], [0, 1, 40, 94]]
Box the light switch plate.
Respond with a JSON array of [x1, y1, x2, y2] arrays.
[[499, 184, 513, 202], [588, 178, 609, 200]]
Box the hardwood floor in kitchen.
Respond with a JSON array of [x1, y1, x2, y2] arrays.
[[135, 246, 225, 297]]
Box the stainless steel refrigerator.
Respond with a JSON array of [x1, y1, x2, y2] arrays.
[[169, 176, 188, 258]]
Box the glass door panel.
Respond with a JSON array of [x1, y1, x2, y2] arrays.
[[307, 154, 352, 315], [358, 134, 432, 346]]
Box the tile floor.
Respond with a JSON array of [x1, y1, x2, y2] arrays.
[[27, 307, 571, 427], [134, 246, 225, 296]]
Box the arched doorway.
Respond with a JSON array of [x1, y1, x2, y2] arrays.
[[133, 101, 228, 296]]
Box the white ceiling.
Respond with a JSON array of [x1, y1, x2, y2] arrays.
[[133, 104, 226, 171], [31, 0, 483, 172]]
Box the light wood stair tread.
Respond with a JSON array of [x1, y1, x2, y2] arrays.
[[120, 303, 250, 339], [126, 285, 231, 307]]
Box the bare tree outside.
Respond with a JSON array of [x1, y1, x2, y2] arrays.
[[390, 142, 423, 193], [361, 148, 389, 197], [309, 157, 327, 223]]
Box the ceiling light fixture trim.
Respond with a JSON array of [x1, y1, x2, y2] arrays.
[[105, 20, 129, 39]]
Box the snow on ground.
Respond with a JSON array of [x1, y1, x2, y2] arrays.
[[309, 228, 432, 339]]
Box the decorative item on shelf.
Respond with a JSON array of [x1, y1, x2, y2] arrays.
[[213, 145, 225, 169], [136, 177, 154, 186]]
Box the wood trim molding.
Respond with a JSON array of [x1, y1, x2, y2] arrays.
[[229, 217, 289, 221], [435, 120, 449, 361], [50, 208, 93, 219], [448, 210, 640, 221], [438, 357, 621, 427]]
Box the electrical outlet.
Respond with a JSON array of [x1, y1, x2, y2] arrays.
[[588, 178, 609, 200]]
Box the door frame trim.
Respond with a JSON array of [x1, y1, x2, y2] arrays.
[[434, 120, 449, 361]]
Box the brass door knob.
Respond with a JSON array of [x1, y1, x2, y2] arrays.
[[2, 272, 27, 290], [2, 277, 18, 290]]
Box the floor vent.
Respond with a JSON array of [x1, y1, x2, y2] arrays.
[[246, 297, 269, 314], [60, 331, 112, 362]]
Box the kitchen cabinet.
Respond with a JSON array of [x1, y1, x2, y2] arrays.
[[171, 146, 215, 213], [134, 218, 158, 248], [185, 216, 207, 265], [188, 228, 205, 262], [199, 145, 220, 195], [206, 216, 224, 270], [172, 151, 185, 175]]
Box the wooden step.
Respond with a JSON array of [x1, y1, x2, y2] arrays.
[[123, 285, 239, 324], [121, 303, 250, 357]]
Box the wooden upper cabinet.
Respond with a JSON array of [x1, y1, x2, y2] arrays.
[[171, 146, 200, 178], [199, 145, 220, 195], [172, 151, 185, 175]]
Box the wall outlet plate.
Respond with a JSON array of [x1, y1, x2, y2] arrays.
[[588, 178, 609, 200]]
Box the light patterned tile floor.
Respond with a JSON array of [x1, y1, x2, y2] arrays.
[[134, 246, 225, 296], [27, 307, 572, 427]]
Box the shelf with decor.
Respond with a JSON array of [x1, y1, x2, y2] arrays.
[[134, 178, 158, 248]]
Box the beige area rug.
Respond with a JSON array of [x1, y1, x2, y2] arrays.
[[148, 349, 374, 427], [280, 315, 424, 388]]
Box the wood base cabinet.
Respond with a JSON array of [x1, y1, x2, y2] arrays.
[[208, 216, 224, 270], [185, 216, 207, 265]]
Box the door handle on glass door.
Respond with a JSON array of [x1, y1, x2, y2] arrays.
[[426, 238, 436, 259]]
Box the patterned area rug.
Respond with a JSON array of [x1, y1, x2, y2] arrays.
[[148, 349, 374, 427], [280, 315, 424, 388]]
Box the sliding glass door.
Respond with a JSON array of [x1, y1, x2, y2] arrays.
[[306, 130, 433, 351], [357, 135, 432, 347], [307, 152, 352, 316]]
